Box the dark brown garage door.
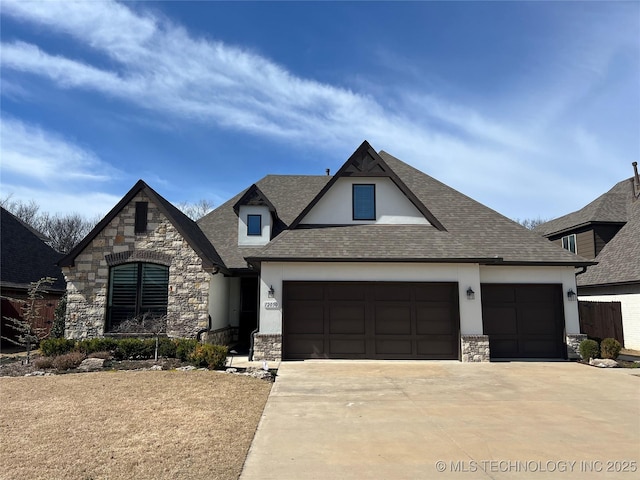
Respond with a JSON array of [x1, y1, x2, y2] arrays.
[[481, 284, 565, 359], [283, 282, 460, 360]]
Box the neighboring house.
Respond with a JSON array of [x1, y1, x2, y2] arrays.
[[60, 141, 592, 362], [535, 165, 640, 350], [1, 207, 66, 343]]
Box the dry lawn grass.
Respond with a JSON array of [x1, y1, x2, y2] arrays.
[[0, 370, 272, 480]]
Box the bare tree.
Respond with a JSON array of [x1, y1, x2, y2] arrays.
[[515, 217, 549, 230], [177, 199, 214, 220], [1, 194, 41, 229], [1, 277, 56, 364], [117, 313, 168, 361]]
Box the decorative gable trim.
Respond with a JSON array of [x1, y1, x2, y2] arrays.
[[290, 140, 446, 230], [232, 184, 277, 218], [58, 180, 227, 273]]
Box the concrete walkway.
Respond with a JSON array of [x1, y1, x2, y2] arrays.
[[241, 361, 640, 479]]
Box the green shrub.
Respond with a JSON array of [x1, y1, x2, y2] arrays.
[[52, 351, 86, 371], [157, 338, 177, 358], [75, 338, 119, 355], [189, 343, 228, 370], [114, 338, 154, 360], [88, 350, 113, 360], [40, 338, 76, 357], [579, 339, 600, 360], [175, 339, 199, 361], [600, 338, 622, 360]]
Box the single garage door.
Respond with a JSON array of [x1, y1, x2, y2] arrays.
[[283, 281, 460, 360], [481, 284, 565, 359]]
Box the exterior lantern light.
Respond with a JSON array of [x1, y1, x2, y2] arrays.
[[268, 285, 275, 298], [466, 287, 475, 300], [567, 289, 577, 301]]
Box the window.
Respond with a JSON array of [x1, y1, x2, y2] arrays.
[[353, 184, 376, 220], [561, 234, 577, 254], [107, 263, 169, 331], [135, 202, 148, 233], [247, 214, 262, 236]]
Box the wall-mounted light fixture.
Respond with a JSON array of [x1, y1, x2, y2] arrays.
[[466, 287, 475, 300], [567, 289, 577, 301], [268, 285, 275, 298]]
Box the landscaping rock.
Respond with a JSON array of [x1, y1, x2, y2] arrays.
[[589, 358, 619, 368], [78, 358, 106, 372], [24, 371, 46, 377], [149, 365, 163, 371], [176, 365, 197, 371], [225, 368, 238, 374]]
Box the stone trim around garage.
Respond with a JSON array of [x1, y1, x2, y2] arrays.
[[252, 333, 282, 362], [461, 334, 490, 362], [566, 333, 587, 360]]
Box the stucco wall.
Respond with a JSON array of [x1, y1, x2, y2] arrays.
[[208, 272, 230, 331], [237, 205, 271, 245], [62, 192, 210, 339], [300, 177, 430, 225], [579, 285, 640, 350]]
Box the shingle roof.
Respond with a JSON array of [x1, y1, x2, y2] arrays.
[[200, 143, 592, 267], [59, 180, 226, 272], [1, 207, 65, 291], [534, 178, 633, 237], [197, 175, 331, 270], [578, 199, 640, 287]]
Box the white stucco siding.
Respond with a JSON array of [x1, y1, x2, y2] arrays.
[[579, 288, 640, 351], [238, 205, 271, 245], [479, 266, 580, 334], [208, 273, 230, 330], [300, 177, 430, 225], [259, 262, 482, 335]]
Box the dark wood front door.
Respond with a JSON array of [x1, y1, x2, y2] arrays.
[[481, 284, 566, 359], [283, 282, 460, 360]]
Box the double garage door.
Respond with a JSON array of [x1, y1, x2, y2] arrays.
[[283, 281, 566, 360], [283, 282, 460, 360]]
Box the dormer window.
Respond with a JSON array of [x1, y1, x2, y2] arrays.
[[247, 214, 262, 236], [561, 234, 577, 254], [353, 184, 376, 220]]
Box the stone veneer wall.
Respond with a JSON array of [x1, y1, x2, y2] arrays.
[[252, 333, 282, 362], [566, 333, 587, 360], [461, 334, 490, 362], [62, 192, 211, 339], [202, 326, 234, 346]]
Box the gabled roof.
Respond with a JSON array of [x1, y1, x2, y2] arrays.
[[290, 141, 445, 230], [232, 184, 277, 217], [250, 150, 592, 266], [578, 199, 640, 287], [58, 180, 226, 273], [534, 178, 634, 237], [1, 207, 65, 292]]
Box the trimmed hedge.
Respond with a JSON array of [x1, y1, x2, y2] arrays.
[[189, 344, 228, 370], [40, 338, 76, 357], [579, 339, 600, 360], [600, 338, 622, 360]]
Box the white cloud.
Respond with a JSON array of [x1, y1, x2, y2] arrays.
[[0, 116, 119, 183], [1, 0, 637, 220]]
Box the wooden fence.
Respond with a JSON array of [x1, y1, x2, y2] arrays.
[[578, 300, 624, 346], [1, 296, 59, 343]]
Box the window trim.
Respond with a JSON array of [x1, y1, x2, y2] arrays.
[[247, 214, 262, 236], [561, 233, 577, 254], [106, 262, 169, 332], [352, 184, 376, 221]]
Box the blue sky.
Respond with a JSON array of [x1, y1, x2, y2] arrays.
[[1, 1, 638, 222]]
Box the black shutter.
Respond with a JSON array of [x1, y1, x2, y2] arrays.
[[140, 264, 169, 316], [135, 202, 148, 233], [108, 264, 138, 329]]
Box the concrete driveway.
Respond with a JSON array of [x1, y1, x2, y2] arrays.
[[241, 361, 639, 479]]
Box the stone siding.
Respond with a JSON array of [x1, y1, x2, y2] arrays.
[[252, 333, 282, 361], [62, 192, 210, 339], [566, 333, 587, 360], [461, 334, 490, 362], [202, 326, 233, 346]]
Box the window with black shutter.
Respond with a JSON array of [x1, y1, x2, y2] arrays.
[[135, 202, 148, 233], [107, 263, 169, 331]]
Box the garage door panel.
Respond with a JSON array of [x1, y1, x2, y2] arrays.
[[483, 307, 517, 334], [374, 305, 411, 334], [416, 306, 455, 334], [284, 282, 459, 360], [286, 301, 324, 334], [482, 284, 565, 359], [329, 304, 365, 334]]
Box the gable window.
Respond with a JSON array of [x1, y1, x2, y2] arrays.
[[135, 202, 148, 233], [561, 234, 577, 254], [353, 184, 376, 220], [107, 263, 169, 331], [247, 214, 262, 236]]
